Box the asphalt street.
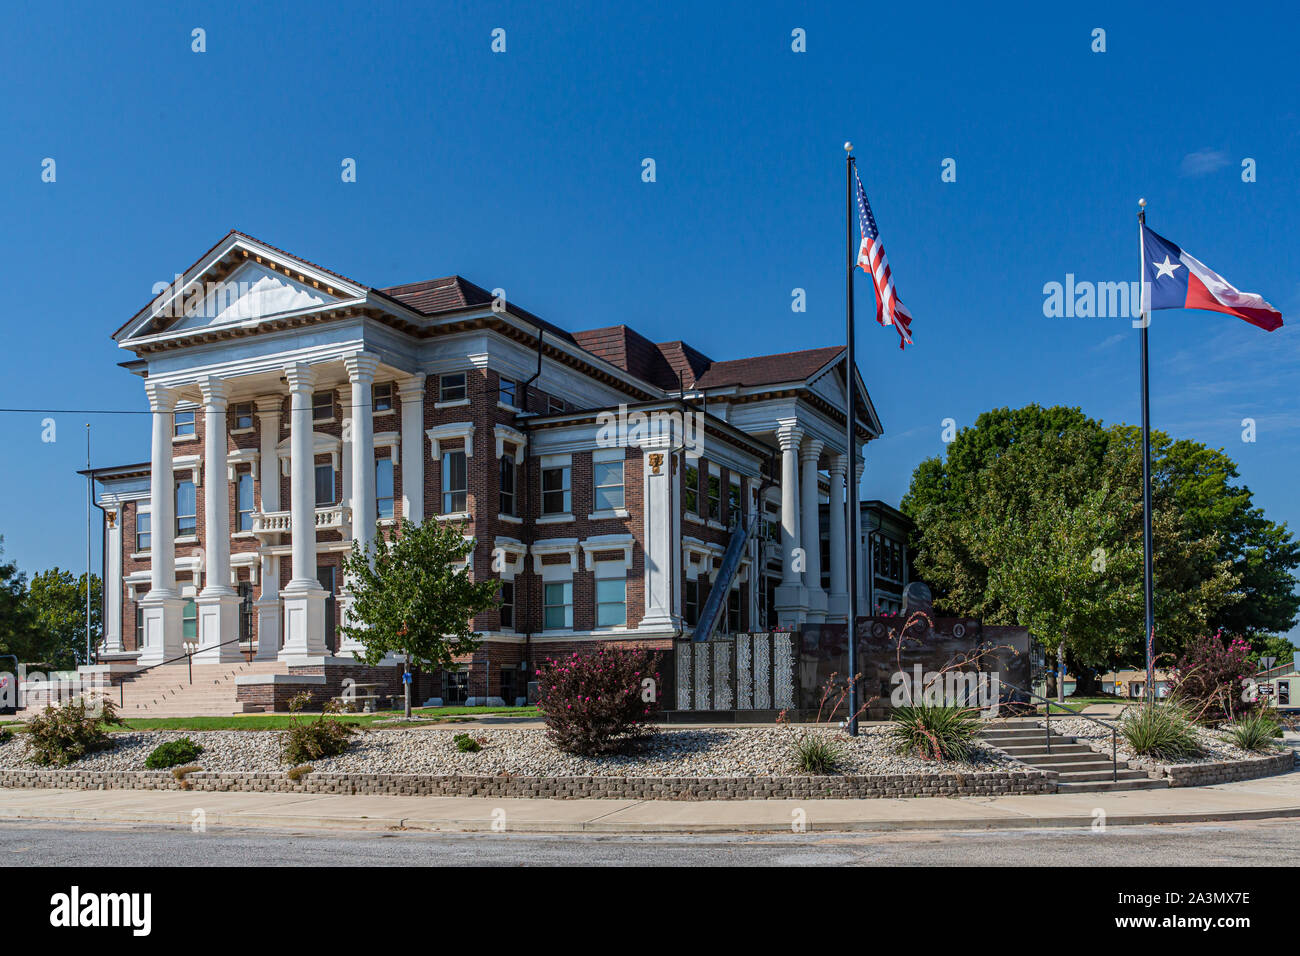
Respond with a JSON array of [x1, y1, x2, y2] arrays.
[[3, 818, 1297, 866]]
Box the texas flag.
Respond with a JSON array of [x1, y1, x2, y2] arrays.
[[1141, 224, 1283, 331]]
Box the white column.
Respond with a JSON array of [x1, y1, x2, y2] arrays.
[[773, 421, 806, 627], [345, 353, 381, 549], [800, 438, 827, 622], [102, 506, 123, 653], [138, 382, 184, 664], [397, 373, 426, 524], [193, 377, 241, 662], [637, 447, 678, 630], [254, 395, 282, 660], [280, 363, 327, 660], [338, 383, 353, 531], [826, 454, 849, 622]]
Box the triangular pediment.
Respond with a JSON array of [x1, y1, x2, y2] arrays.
[[162, 261, 340, 332]]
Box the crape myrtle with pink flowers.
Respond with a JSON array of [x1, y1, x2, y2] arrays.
[[536, 647, 662, 756]]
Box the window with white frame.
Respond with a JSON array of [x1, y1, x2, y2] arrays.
[[592, 456, 625, 511], [442, 450, 467, 513], [312, 391, 333, 421], [372, 382, 394, 413], [176, 480, 196, 536], [439, 372, 466, 403], [173, 410, 195, 438], [376, 458, 395, 519], [499, 455, 518, 516], [541, 463, 571, 515], [499, 580, 515, 630], [236, 472, 255, 531], [315, 463, 335, 505], [543, 581, 572, 630], [498, 377, 517, 407], [135, 606, 144, 646], [595, 574, 626, 628], [232, 403, 254, 430], [182, 599, 198, 641], [684, 464, 699, 515], [136, 510, 151, 552]]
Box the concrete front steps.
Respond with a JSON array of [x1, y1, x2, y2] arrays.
[[981, 717, 1169, 793], [110, 659, 289, 718]]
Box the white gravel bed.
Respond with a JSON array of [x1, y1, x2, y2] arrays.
[[0, 726, 1017, 778], [1040, 716, 1287, 771]]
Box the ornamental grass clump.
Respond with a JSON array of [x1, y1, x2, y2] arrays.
[[792, 733, 843, 774], [1120, 702, 1202, 761], [1226, 710, 1282, 753], [25, 696, 123, 767], [890, 704, 982, 762], [281, 693, 356, 765], [536, 648, 660, 756]]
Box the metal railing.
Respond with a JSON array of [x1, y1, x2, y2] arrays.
[[118, 634, 255, 708], [997, 680, 1121, 783]]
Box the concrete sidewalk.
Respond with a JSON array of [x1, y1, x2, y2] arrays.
[[2, 769, 1299, 834]]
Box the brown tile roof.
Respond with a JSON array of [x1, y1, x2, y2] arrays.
[[655, 340, 714, 388], [692, 345, 845, 389], [571, 326, 685, 389], [379, 276, 495, 314]]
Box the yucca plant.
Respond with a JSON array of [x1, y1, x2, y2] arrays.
[[890, 704, 982, 762], [792, 733, 844, 774], [1121, 703, 1202, 761], [1226, 710, 1281, 753]]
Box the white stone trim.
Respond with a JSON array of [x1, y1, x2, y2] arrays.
[[276, 432, 341, 475], [493, 536, 528, 581], [226, 447, 259, 481], [493, 424, 527, 462], [426, 422, 475, 459], [531, 537, 579, 576], [580, 533, 634, 573], [374, 430, 401, 465]]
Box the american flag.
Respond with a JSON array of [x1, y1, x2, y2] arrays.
[[855, 169, 913, 349]]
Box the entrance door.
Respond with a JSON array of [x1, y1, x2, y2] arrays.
[[317, 566, 337, 652]]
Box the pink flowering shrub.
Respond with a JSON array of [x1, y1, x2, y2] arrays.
[[536, 648, 661, 756], [1169, 630, 1257, 723]]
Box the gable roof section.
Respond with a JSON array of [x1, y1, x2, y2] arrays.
[[571, 326, 685, 389], [655, 340, 713, 388], [692, 345, 845, 389]]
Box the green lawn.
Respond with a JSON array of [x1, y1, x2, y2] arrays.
[[1037, 697, 1128, 714], [5, 705, 540, 733]]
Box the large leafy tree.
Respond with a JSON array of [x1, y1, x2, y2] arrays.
[[903, 405, 1273, 690], [0, 539, 34, 662], [24, 568, 102, 669], [340, 519, 500, 716]]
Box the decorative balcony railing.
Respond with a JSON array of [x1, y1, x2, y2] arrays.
[[251, 505, 352, 539]]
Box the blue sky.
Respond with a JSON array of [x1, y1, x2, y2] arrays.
[[2, 1, 1297, 637]]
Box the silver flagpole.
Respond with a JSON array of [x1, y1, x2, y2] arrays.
[[1138, 198, 1155, 704], [845, 142, 860, 736]]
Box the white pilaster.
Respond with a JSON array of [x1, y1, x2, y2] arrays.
[[254, 395, 282, 660], [855, 458, 869, 611], [637, 447, 679, 630], [103, 506, 124, 653], [194, 376, 241, 662], [773, 421, 806, 628], [397, 373, 426, 524], [280, 363, 327, 660], [138, 382, 184, 665], [826, 454, 849, 622], [800, 437, 827, 623]]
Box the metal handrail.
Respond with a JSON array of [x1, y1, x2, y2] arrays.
[[117, 634, 255, 708], [997, 680, 1120, 783]]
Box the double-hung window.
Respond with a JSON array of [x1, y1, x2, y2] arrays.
[[236, 472, 255, 531], [312, 391, 333, 422], [595, 575, 626, 628], [684, 578, 699, 626], [706, 472, 721, 522], [136, 510, 151, 552], [684, 464, 699, 515], [181, 599, 198, 641], [439, 373, 466, 403], [232, 403, 254, 430], [499, 581, 515, 630], [442, 450, 467, 513], [315, 463, 335, 505], [541, 464, 570, 515], [173, 410, 195, 438], [592, 457, 624, 511], [543, 581, 572, 630], [499, 455, 518, 516], [376, 458, 395, 519], [176, 480, 196, 536], [372, 382, 394, 413], [498, 377, 517, 407]]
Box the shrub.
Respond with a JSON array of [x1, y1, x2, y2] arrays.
[[1121, 703, 1203, 761], [25, 696, 122, 767], [890, 704, 982, 762], [286, 763, 313, 781], [281, 695, 356, 765], [536, 648, 660, 756], [792, 733, 843, 774], [452, 732, 482, 753], [1169, 631, 1257, 723], [145, 737, 204, 770], [1226, 710, 1281, 753]]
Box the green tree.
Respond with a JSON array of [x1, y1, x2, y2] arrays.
[[339, 520, 500, 716], [903, 405, 1249, 691], [25, 569, 102, 669], [0, 539, 34, 661]]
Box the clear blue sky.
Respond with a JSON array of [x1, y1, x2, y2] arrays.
[[2, 1, 1297, 638]]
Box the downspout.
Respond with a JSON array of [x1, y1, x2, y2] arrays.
[[89, 472, 109, 665], [514, 321, 546, 686]]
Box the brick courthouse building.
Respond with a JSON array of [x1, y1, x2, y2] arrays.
[[91, 231, 884, 706]]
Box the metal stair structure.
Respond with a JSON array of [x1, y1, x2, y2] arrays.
[[691, 509, 762, 643], [981, 717, 1170, 793]]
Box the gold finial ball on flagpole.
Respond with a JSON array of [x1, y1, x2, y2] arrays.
[[844, 141, 854, 153]]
